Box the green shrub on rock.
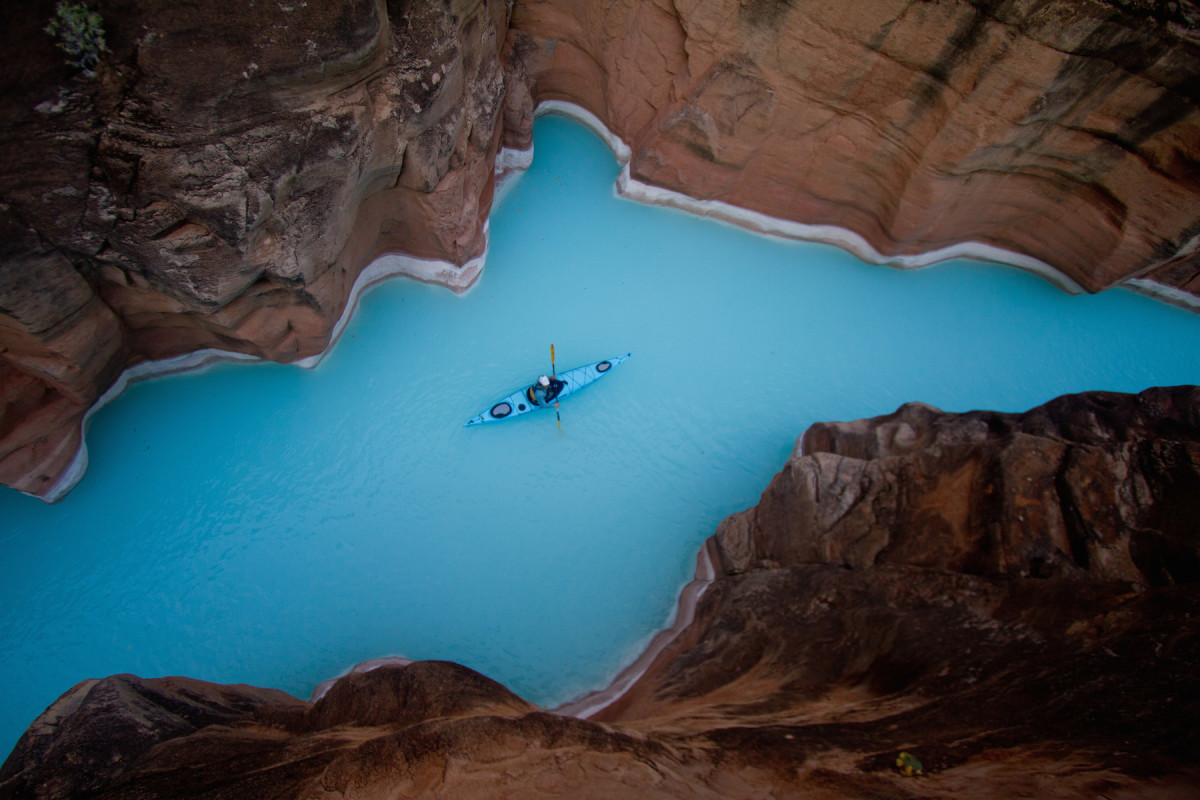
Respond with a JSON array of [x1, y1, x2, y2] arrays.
[[44, 2, 107, 73]]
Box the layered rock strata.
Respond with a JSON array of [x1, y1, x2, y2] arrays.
[[505, 0, 1200, 296], [1, 0, 512, 496], [4, 386, 1197, 798]]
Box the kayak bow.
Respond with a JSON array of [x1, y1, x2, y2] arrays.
[[465, 354, 631, 427]]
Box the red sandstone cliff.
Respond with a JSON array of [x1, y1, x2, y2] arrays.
[[506, 0, 1200, 293], [2, 387, 1197, 798]]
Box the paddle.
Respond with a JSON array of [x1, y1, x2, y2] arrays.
[[551, 343, 562, 435]]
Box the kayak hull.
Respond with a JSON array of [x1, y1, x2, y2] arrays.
[[465, 354, 631, 426]]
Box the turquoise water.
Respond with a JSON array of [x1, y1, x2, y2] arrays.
[[3, 114, 1200, 757]]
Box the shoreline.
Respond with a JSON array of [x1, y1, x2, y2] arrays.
[[35, 98, 1193, 502], [22, 96, 1197, 733], [535, 99, 1198, 308], [309, 656, 416, 703], [308, 538, 719, 720], [38, 231, 493, 504], [1126, 276, 1200, 313], [616, 165, 1088, 294], [536, 101, 1088, 294], [552, 538, 718, 719]]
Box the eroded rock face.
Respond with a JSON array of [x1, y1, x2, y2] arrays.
[[716, 387, 1200, 584], [1, 0, 512, 496], [3, 387, 1198, 798], [0, 662, 720, 800], [605, 389, 1200, 735], [506, 0, 1200, 293]]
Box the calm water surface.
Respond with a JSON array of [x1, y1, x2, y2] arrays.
[[2, 115, 1200, 756]]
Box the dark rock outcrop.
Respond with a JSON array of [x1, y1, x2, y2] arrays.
[[600, 388, 1200, 796], [0, 674, 306, 800], [304, 660, 536, 731], [716, 386, 1200, 584], [4, 387, 1198, 798], [1, 0, 512, 496]]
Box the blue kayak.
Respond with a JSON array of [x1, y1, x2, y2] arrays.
[[465, 354, 631, 426]]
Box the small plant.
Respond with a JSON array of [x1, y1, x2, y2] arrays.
[[895, 751, 924, 776], [45, 2, 108, 73]]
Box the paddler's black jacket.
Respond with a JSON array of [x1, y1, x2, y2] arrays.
[[527, 379, 565, 406]]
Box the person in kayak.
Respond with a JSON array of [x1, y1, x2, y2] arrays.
[[529, 375, 564, 406]]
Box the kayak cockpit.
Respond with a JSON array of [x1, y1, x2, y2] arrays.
[[526, 379, 565, 407]]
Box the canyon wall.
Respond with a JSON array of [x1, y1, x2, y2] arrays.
[[2, 3, 1197, 794], [3, 386, 1197, 798], [506, 0, 1200, 293], [0, 0, 512, 496]]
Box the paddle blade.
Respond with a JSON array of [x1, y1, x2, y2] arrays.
[[551, 346, 562, 435]]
